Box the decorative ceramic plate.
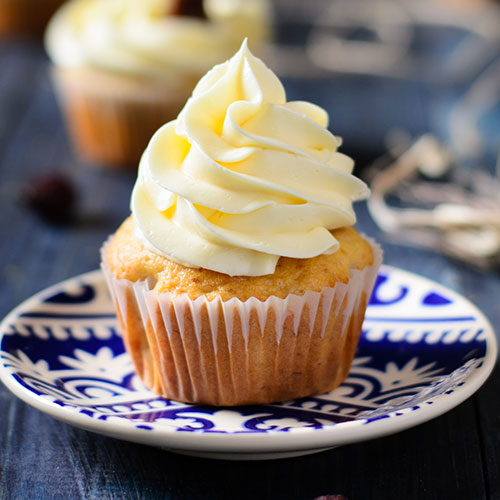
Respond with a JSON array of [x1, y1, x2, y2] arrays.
[[0, 266, 496, 460]]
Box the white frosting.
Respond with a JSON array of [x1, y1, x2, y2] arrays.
[[132, 40, 370, 276], [45, 0, 270, 80]]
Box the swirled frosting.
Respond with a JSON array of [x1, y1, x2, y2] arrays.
[[132, 40, 370, 276], [45, 0, 270, 80]]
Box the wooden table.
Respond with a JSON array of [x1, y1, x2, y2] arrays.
[[0, 39, 499, 500]]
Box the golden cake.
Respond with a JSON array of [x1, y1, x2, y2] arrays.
[[101, 41, 382, 405]]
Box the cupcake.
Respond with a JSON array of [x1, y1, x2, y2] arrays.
[[101, 41, 382, 406], [0, 0, 65, 38], [44, 0, 271, 168]]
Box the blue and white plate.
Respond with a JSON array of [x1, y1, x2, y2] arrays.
[[0, 266, 496, 460]]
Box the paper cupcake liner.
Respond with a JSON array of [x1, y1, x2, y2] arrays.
[[51, 67, 195, 168], [102, 238, 382, 406]]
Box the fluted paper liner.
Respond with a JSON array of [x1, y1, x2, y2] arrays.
[[101, 239, 382, 406], [52, 67, 193, 167]]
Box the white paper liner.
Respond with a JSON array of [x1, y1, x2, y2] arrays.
[[101, 237, 382, 405], [52, 67, 191, 167]]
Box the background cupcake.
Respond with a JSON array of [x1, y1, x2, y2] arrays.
[[44, 0, 271, 168], [0, 0, 65, 38], [101, 42, 382, 406]]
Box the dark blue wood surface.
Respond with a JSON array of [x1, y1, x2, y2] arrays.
[[0, 36, 499, 500]]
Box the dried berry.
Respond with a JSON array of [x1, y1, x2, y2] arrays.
[[22, 171, 77, 224], [169, 0, 206, 19]]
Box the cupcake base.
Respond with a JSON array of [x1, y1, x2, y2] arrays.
[[52, 67, 197, 168], [102, 239, 382, 406]]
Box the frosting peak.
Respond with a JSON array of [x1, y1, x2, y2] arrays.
[[132, 41, 370, 276]]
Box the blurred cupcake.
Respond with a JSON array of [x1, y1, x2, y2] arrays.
[[44, 0, 271, 168], [101, 41, 382, 406], [0, 0, 65, 38]]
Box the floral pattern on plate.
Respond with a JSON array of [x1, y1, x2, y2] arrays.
[[0, 266, 496, 459]]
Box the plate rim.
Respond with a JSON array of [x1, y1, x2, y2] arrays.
[[0, 266, 497, 454]]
